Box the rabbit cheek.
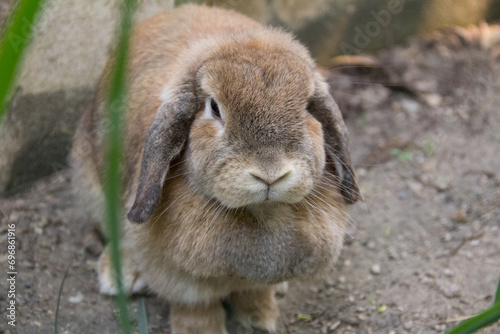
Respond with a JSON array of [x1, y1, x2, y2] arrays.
[[267, 163, 313, 203], [189, 118, 219, 152], [306, 116, 327, 177], [186, 118, 220, 190]]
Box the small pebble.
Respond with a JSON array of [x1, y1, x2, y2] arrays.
[[370, 264, 381, 275], [451, 209, 468, 224], [403, 321, 413, 330], [325, 276, 335, 287], [443, 233, 452, 242], [434, 324, 446, 331], [470, 240, 480, 246], [387, 246, 399, 260], [423, 93, 442, 107], [400, 98, 420, 113], [68, 292, 84, 304], [329, 321, 341, 331], [443, 268, 454, 277], [444, 286, 461, 298]]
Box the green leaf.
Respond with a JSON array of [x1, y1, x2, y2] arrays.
[[391, 148, 413, 161], [390, 148, 401, 156], [398, 151, 413, 161], [297, 314, 311, 321], [446, 303, 500, 334], [423, 138, 436, 157], [384, 226, 391, 238], [0, 0, 46, 121]]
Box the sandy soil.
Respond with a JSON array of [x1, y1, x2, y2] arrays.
[[1, 26, 500, 334]]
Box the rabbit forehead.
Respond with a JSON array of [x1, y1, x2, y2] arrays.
[[199, 59, 311, 146], [198, 47, 315, 104]]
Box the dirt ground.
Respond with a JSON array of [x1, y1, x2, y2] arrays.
[[1, 26, 500, 334]]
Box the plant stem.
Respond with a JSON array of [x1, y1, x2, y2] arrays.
[[0, 0, 46, 120], [104, 0, 138, 333], [137, 297, 149, 334], [54, 268, 69, 334]]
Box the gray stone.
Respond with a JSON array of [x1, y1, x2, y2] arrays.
[[0, 87, 93, 194]]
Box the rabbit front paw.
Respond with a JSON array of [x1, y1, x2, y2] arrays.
[[97, 246, 147, 295], [170, 301, 228, 334], [228, 287, 280, 333]]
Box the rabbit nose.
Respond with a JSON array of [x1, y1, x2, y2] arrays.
[[250, 170, 291, 186]]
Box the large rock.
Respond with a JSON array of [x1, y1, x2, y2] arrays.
[[0, 0, 174, 194], [1, 0, 499, 194], [213, 0, 499, 64], [0, 88, 92, 193]]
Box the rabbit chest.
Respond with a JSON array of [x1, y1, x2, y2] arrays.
[[137, 177, 347, 284]]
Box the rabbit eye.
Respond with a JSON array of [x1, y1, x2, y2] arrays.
[[210, 99, 221, 119]]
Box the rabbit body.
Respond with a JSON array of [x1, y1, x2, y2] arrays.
[[71, 4, 358, 333]]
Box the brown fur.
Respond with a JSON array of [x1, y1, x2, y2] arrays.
[[228, 287, 280, 332], [71, 4, 358, 333], [170, 301, 227, 334]]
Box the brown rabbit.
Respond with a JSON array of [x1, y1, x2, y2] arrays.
[[71, 4, 360, 334]]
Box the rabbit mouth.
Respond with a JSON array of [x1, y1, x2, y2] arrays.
[[211, 163, 316, 209], [215, 182, 312, 209]]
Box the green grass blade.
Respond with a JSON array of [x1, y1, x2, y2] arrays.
[[104, 0, 138, 333], [496, 276, 500, 305], [175, 0, 203, 6], [54, 267, 70, 334], [446, 303, 500, 334], [137, 297, 149, 334], [0, 0, 46, 121]]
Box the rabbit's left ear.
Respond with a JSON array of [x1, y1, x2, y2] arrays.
[[307, 76, 360, 204], [127, 86, 199, 223]]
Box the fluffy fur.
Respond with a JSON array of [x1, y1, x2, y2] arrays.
[[71, 4, 359, 334]]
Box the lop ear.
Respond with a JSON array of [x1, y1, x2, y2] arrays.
[[127, 86, 199, 223], [308, 76, 360, 204]]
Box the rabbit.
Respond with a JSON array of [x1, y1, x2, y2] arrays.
[[70, 4, 360, 334]]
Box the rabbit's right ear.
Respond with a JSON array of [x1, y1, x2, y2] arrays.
[[127, 85, 199, 223]]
